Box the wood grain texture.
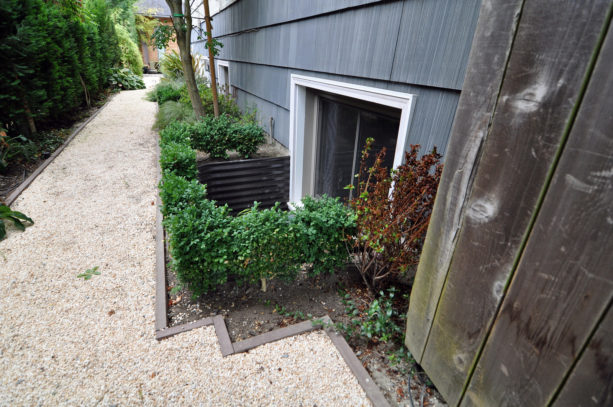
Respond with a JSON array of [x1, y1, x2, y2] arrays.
[[404, 0, 523, 362], [553, 305, 613, 407], [419, 2, 612, 405], [461, 18, 613, 406]]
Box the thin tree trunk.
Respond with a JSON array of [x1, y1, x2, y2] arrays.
[[166, 0, 205, 119], [203, 0, 219, 117]]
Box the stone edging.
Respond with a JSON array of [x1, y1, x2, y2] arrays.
[[5, 95, 116, 206], [154, 150, 390, 407]]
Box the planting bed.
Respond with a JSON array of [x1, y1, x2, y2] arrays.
[[164, 257, 445, 407]]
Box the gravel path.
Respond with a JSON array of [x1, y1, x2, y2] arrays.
[[0, 77, 371, 406]]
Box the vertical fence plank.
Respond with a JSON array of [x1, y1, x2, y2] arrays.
[[461, 19, 613, 407], [553, 305, 613, 407], [405, 0, 524, 362], [418, 2, 612, 404]]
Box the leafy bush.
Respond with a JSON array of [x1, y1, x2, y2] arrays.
[[155, 101, 196, 130], [166, 200, 232, 296], [114, 23, 143, 75], [191, 114, 234, 159], [348, 139, 442, 292], [180, 84, 241, 118], [159, 171, 207, 217], [159, 141, 197, 179], [159, 120, 193, 146], [230, 203, 302, 290], [190, 115, 266, 159], [293, 195, 355, 275], [0, 0, 121, 135], [0, 131, 37, 173], [231, 121, 265, 158], [336, 288, 406, 344], [148, 79, 184, 105], [0, 204, 34, 240], [108, 68, 145, 90]]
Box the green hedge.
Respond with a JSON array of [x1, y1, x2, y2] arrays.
[[159, 141, 197, 179], [0, 0, 122, 134], [159, 117, 354, 296]]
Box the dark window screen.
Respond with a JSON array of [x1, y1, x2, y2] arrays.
[[314, 96, 400, 200]]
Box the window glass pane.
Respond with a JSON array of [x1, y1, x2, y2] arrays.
[[314, 98, 358, 199], [355, 110, 399, 181]]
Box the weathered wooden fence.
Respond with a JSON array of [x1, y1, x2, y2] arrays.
[[405, 1, 613, 406]]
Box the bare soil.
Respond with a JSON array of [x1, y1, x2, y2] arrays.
[[166, 261, 446, 406]]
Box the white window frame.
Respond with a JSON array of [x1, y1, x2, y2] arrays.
[[216, 60, 230, 93], [288, 74, 416, 204]]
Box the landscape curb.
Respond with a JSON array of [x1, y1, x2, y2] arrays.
[[5, 94, 115, 206], [154, 146, 390, 407]]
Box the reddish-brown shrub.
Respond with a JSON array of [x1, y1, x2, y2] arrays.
[[348, 138, 442, 292]]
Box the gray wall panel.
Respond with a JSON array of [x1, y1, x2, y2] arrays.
[[211, 0, 385, 37], [235, 89, 291, 147], [391, 0, 481, 89], [207, 2, 404, 82], [229, 64, 459, 155]]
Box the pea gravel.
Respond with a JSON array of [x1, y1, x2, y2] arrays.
[[0, 76, 371, 406]]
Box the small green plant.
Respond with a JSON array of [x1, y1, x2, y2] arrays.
[[336, 288, 406, 344], [155, 101, 196, 130], [159, 171, 207, 217], [77, 266, 100, 280], [293, 195, 355, 276], [108, 68, 145, 90], [159, 120, 193, 146], [230, 121, 265, 158], [230, 203, 303, 291], [0, 204, 34, 240], [165, 199, 233, 297], [191, 114, 234, 159], [272, 303, 312, 321], [159, 141, 197, 179], [149, 79, 185, 105]]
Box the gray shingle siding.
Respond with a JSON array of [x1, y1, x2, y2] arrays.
[[192, 0, 481, 155]]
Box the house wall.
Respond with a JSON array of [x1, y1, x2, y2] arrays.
[[191, 0, 482, 155]]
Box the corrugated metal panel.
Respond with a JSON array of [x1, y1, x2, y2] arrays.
[[211, 0, 385, 37], [198, 156, 290, 213], [390, 0, 482, 89], [209, 2, 404, 83]]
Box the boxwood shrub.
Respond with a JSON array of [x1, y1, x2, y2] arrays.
[[159, 141, 197, 179], [230, 203, 303, 287], [293, 195, 356, 275], [159, 171, 207, 217], [160, 120, 193, 146], [165, 200, 233, 296]]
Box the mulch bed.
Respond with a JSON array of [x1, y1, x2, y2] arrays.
[[166, 260, 446, 406]]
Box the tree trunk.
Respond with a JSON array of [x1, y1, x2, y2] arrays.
[[203, 0, 219, 117], [166, 0, 206, 119]]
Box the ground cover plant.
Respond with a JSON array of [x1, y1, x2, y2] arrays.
[[0, 203, 33, 240]]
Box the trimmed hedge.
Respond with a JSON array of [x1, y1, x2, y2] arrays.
[[159, 141, 197, 179]]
